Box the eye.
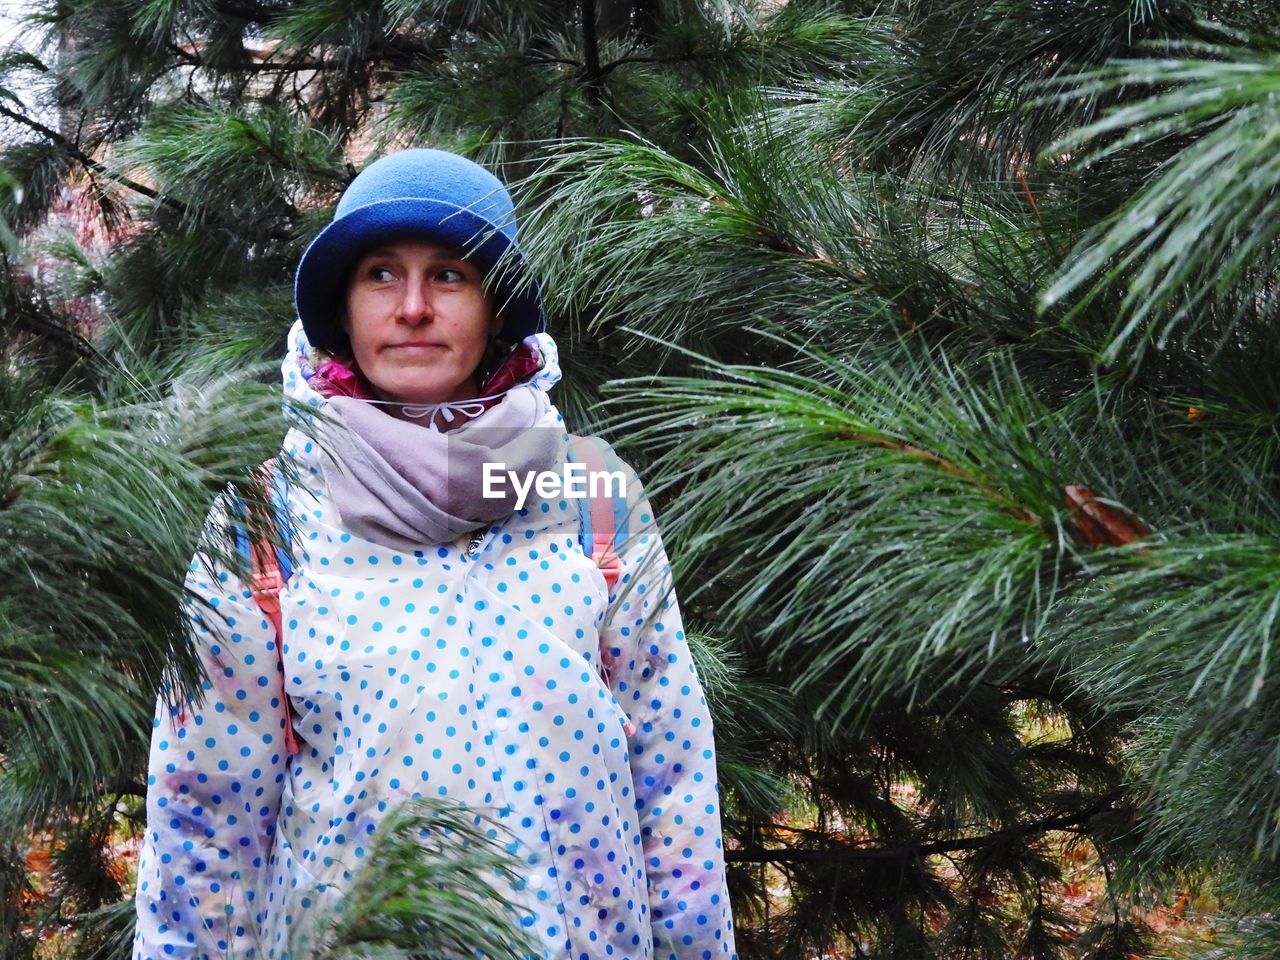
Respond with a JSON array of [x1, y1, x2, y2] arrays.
[[437, 267, 468, 283], [368, 265, 396, 282]]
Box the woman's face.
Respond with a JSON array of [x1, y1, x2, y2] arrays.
[[342, 239, 502, 406]]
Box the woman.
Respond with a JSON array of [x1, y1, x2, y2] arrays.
[[133, 149, 739, 960]]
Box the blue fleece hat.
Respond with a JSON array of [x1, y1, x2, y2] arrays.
[[294, 148, 546, 355]]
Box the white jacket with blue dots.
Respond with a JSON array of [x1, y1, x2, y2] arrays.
[[133, 322, 739, 960]]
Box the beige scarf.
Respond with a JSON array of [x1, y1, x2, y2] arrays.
[[319, 383, 566, 552]]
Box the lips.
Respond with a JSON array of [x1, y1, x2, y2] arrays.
[[386, 342, 446, 352]]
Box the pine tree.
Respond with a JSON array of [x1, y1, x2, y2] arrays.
[[3, 1, 1280, 958], [0, 1, 828, 955], [517, 2, 1280, 957]]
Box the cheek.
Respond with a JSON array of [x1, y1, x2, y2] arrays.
[[343, 297, 380, 359], [450, 299, 497, 354]]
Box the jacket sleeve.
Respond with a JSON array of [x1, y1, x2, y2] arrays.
[[134, 494, 291, 960], [599, 456, 739, 960]]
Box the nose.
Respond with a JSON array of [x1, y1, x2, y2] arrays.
[[396, 274, 433, 325]]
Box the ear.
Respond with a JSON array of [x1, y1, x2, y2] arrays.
[[487, 307, 505, 339]]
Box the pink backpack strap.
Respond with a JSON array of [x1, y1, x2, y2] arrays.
[[245, 459, 301, 756], [571, 435, 624, 591], [568, 434, 636, 736]]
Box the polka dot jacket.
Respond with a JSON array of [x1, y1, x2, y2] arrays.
[[133, 322, 739, 960]]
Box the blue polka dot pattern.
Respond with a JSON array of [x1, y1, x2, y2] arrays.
[[133, 323, 738, 960]]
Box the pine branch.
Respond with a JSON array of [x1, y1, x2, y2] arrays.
[[1040, 41, 1280, 367], [830, 424, 1042, 527], [0, 290, 97, 365], [0, 103, 297, 242], [166, 41, 343, 73], [599, 51, 713, 72], [727, 790, 1122, 864], [210, 1, 285, 24], [0, 102, 188, 218], [580, 0, 605, 108]]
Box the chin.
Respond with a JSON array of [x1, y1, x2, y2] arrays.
[[387, 391, 455, 406], [380, 379, 472, 406]]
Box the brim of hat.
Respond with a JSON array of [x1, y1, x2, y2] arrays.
[[294, 197, 545, 354]]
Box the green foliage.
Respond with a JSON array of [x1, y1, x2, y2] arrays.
[[0, 142, 73, 234], [1156, 915, 1280, 960], [1041, 40, 1280, 367], [513, 3, 1280, 950], [0, 363, 289, 768], [519, 128, 876, 358], [118, 103, 343, 228], [596, 339, 1072, 727], [0, 328, 295, 954], [5, 0, 1280, 957], [303, 796, 540, 960], [767, 0, 1206, 179]]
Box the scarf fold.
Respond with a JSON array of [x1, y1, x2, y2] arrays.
[[319, 383, 565, 551]]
